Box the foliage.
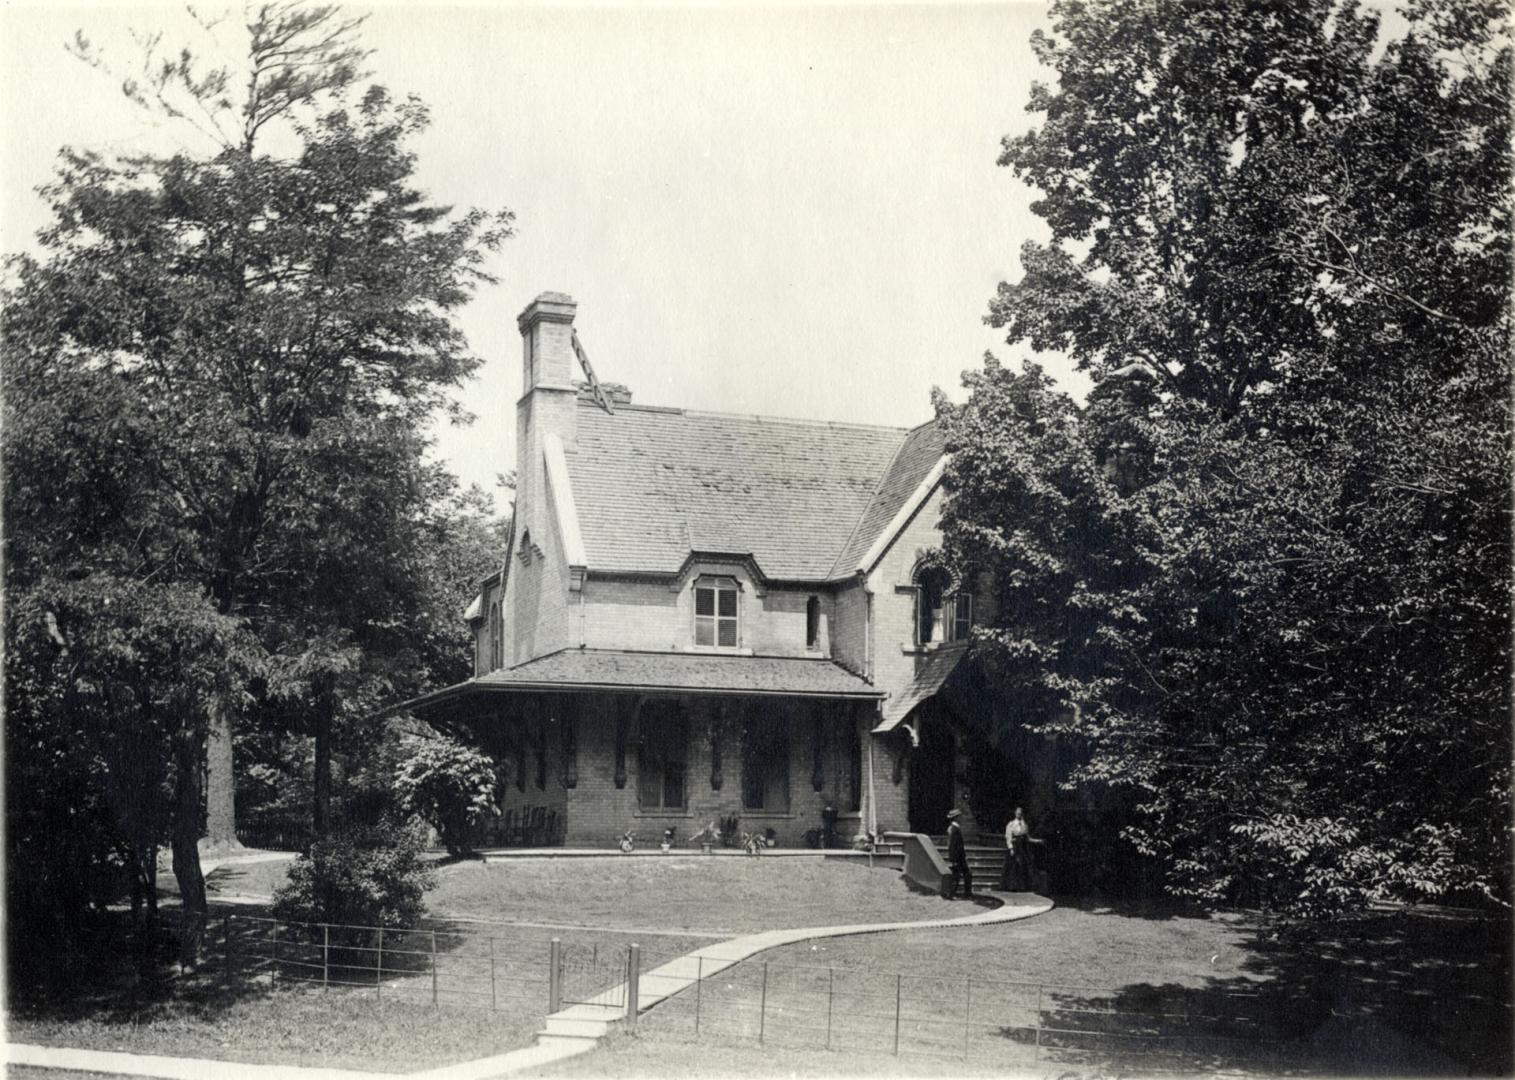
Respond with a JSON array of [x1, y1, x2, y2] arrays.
[[942, 0, 1512, 914], [3, 3, 510, 946], [271, 823, 434, 929], [393, 734, 500, 857], [719, 814, 741, 847]]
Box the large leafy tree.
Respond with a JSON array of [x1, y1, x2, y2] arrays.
[[940, 0, 1511, 913], [3, 3, 510, 948]]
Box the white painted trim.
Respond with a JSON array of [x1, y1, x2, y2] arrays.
[[542, 433, 588, 578], [855, 456, 946, 576]]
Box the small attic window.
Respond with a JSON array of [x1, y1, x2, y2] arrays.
[[806, 595, 820, 649], [694, 577, 739, 648]]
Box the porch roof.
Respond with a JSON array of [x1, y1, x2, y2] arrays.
[[389, 648, 884, 717], [872, 643, 968, 734]]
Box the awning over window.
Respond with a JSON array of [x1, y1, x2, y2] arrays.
[[872, 644, 968, 735]]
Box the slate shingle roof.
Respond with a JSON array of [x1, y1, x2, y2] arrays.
[[872, 643, 967, 732], [829, 419, 945, 576], [566, 402, 942, 581], [392, 649, 883, 717]]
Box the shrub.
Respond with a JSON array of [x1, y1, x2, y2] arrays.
[[393, 734, 499, 856], [271, 823, 434, 930]]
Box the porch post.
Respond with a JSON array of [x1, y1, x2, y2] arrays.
[[866, 706, 879, 837]]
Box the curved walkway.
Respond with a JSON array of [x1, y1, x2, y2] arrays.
[[430, 887, 1054, 1079], [7, 887, 1053, 1080]]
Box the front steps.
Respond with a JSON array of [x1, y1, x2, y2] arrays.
[[874, 835, 1005, 878]]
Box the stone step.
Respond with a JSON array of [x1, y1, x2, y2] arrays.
[[541, 1016, 615, 1040]]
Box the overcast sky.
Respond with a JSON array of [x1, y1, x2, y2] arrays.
[[2, 2, 1081, 502]]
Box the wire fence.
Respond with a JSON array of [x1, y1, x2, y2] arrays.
[[160, 909, 558, 1012], [646, 956, 1316, 1074], [146, 910, 1323, 1073]]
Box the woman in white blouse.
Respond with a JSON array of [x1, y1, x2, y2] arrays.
[[999, 806, 1038, 891]]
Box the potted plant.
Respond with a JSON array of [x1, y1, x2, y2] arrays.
[[618, 829, 636, 853], [689, 821, 719, 854], [719, 813, 741, 848], [660, 828, 675, 853]]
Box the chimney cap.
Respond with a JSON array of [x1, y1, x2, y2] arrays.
[[517, 291, 577, 333]]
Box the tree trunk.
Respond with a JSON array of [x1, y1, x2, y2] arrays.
[[172, 730, 209, 968], [313, 673, 334, 839], [204, 695, 238, 846]]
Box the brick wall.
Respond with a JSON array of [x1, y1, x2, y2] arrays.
[[561, 695, 873, 849], [579, 569, 834, 659], [830, 578, 869, 678], [862, 484, 982, 835]]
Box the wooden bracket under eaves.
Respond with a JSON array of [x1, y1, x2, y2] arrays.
[[571, 329, 615, 414]]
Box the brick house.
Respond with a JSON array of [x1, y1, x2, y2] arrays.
[[397, 292, 992, 848]]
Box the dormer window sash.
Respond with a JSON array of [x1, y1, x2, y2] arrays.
[[694, 576, 740, 649]]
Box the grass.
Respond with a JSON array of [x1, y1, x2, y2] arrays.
[[425, 856, 967, 933], [530, 896, 1512, 1079], [202, 855, 296, 899], [7, 976, 542, 1074], [523, 1026, 1043, 1079], [22, 859, 1512, 1079]]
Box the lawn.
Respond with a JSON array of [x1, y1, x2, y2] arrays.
[[202, 855, 296, 899], [425, 856, 965, 933], [7, 976, 541, 1074], [529, 899, 1512, 1079]]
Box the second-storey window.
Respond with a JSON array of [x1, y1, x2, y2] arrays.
[[952, 591, 973, 642], [694, 577, 739, 648]]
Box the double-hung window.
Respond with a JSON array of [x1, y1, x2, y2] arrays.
[[694, 577, 739, 648], [638, 708, 688, 810], [952, 592, 973, 642]]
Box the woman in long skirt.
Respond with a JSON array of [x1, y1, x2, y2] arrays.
[[1000, 806, 1034, 891]]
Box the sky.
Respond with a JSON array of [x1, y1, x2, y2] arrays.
[[1, 1, 1082, 502]]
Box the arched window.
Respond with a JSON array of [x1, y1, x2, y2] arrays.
[[489, 599, 503, 670], [915, 566, 972, 645]]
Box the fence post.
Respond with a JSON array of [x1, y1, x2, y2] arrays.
[[430, 930, 439, 1006], [376, 929, 384, 1000], [694, 955, 703, 1034], [549, 938, 562, 1013], [626, 944, 641, 1028], [759, 962, 768, 1044], [826, 967, 834, 1050], [490, 936, 498, 1011], [893, 973, 902, 1055], [1034, 984, 1044, 1062], [963, 976, 972, 1060], [323, 924, 330, 989], [272, 924, 280, 984]]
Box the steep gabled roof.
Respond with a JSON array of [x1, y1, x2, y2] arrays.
[[829, 419, 945, 576], [566, 401, 921, 580]]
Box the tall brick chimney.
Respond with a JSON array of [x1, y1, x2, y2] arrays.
[[505, 291, 580, 664]]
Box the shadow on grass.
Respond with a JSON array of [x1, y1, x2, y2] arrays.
[[974, 904, 1511, 1078]]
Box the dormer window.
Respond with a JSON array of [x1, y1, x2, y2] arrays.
[[915, 566, 972, 645], [694, 577, 739, 648]]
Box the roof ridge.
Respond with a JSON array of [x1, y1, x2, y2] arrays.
[[577, 397, 919, 434], [825, 426, 912, 579]]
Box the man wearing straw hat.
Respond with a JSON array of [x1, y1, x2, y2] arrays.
[[946, 809, 972, 900]]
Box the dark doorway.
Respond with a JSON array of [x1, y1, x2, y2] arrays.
[[907, 706, 956, 833]]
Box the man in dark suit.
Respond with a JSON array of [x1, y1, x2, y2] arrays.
[[946, 809, 972, 899]]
